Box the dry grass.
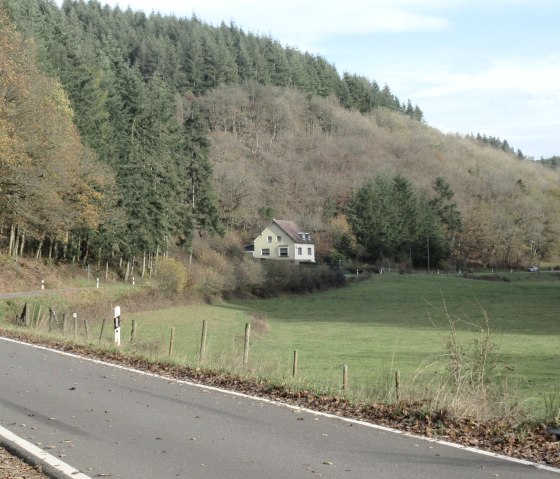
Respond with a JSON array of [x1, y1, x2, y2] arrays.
[[0, 255, 66, 293], [248, 311, 270, 335]]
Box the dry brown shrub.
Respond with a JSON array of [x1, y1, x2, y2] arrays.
[[190, 237, 235, 299], [248, 311, 270, 335], [190, 234, 265, 298]]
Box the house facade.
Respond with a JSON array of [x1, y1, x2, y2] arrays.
[[252, 220, 315, 263]]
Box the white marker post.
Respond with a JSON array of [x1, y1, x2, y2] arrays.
[[114, 306, 121, 346], [96, 277, 99, 289], [41, 279, 45, 290]]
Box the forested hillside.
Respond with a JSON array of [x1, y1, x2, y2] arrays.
[[1, 0, 559, 274], [200, 83, 560, 268]]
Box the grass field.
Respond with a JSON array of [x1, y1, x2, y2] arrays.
[[114, 272, 560, 418], [2, 272, 559, 418]]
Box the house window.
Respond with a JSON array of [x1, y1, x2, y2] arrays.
[[267, 236, 272, 243], [308, 247, 312, 255], [261, 248, 270, 256], [305, 233, 311, 241], [277, 235, 282, 242], [297, 247, 302, 255], [279, 247, 288, 257]]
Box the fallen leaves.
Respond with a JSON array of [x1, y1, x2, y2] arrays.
[[1, 328, 558, 469]]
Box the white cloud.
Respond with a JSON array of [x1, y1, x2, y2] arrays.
[[95, 0, 452, 41], [413, 59, 560, 101], [53, 0, 560, 157]]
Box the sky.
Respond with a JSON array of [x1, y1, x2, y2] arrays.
[[58, 0, 560, 159]]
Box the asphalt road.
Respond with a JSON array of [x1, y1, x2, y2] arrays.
[[0, 337, 557, 479]]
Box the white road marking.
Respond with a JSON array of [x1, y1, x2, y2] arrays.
[[0, 423, 92, 479], [1, 335, 559, 475]]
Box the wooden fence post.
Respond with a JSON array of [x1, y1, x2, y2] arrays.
[[395, 370, 401, 402], [18, 303, 27, 326], [199, 320, 208, 364], [243, 322, 251, 366], [131, 319, 137, 343], [342, 364, 348, 391], [83, 319, 89, 339], [99, 317, 106, 341], [48, 307, 56, 332], [169, 327, 175, 356], [292, 350, 298, 378]]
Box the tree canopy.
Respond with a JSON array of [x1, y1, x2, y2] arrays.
[[1, 0, 558, 273], [347, 175, 450, 267]]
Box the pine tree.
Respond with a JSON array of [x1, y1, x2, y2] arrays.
[[179, 93, 222, 243]]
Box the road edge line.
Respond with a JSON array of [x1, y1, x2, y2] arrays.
[[2, 335, 559, 475], [0, 424, 92, 479]]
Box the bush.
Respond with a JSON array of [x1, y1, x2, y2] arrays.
[[154, 257, 189, 295], [248, 311, 270, 335], [462, 273, 511, 282], [253, 262, 346, 297]]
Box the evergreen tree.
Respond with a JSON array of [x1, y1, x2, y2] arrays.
[[430, 177, 463, 236], [179, 93, 223, 242], [348, 175, 449, 266]]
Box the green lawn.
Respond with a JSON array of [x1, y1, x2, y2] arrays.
[[120, 273, 559, 416]]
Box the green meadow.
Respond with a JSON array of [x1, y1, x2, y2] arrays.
[[121, 273, 559, 416]]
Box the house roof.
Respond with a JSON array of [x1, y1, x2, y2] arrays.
[[270, 219, 314, 244]]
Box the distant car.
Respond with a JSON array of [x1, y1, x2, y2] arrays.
[[527, 266, 539, 272]]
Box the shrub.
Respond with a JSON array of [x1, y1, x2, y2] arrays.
[[253, 262, 346, 297], [420, 298, 517, 420], [248, 311, 270, 335], [154, 257, 189, 295], [189, 239, 235, 300]]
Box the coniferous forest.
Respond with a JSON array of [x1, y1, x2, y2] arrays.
[[1, 0, 559, 275]]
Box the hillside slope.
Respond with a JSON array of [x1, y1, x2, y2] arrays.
[[2, 0, 558, 270], [202, 83, 560, 267]]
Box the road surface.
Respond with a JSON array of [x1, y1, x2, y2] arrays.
[[0, 337, 557, 478]]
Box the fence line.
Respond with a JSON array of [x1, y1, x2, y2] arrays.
[[9, 306, 405, 402]]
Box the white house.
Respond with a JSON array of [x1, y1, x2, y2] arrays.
[[251, 219, 315, 263]]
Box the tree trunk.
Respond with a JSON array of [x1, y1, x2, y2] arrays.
[[19, 232, 25, 257], [82, 238, 89, 265], [141, 251, 146, 278], [8, 224, 15, 257], [35, 238, 43, 260], [124, 259, 130, 282], [63, 231, 69, 260]]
